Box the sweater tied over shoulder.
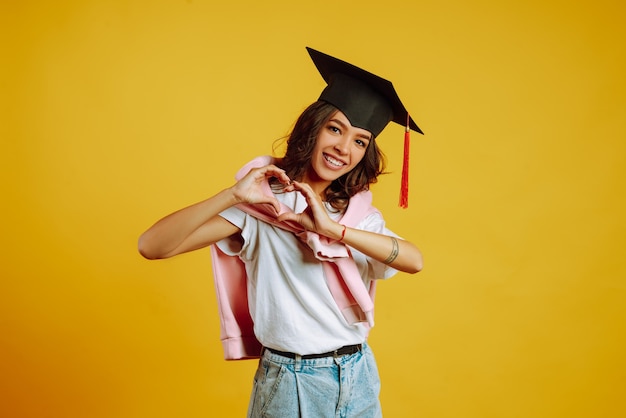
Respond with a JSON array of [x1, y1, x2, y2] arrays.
[[210, 156, 380, 360]]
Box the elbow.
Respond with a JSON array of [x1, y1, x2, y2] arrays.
[[405, 260, 423, 275], [404, 251, 423, 274], [394, 257, 422, 274], [137, 234, 162, 260], [413, 255, 424, 274], [138, 247, 157, 260], [400, 244, 423, 274]]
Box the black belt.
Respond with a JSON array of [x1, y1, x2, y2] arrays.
[[264, 344, 362, 360]]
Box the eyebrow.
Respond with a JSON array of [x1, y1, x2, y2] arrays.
[[329, 118, 372, 141]]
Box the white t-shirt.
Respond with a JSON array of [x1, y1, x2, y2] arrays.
[[217, 189, 398, 355]]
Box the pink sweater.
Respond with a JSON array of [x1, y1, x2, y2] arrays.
[[210, 156, 379, 360]]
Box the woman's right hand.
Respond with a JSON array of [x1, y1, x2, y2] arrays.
[[138, 164, 292, 260], [230, 164, 292, 214]]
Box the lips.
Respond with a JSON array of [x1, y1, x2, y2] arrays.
[[323, 153, 346, 168]]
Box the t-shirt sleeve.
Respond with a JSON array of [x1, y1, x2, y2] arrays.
[[214, 206, 248, 256]]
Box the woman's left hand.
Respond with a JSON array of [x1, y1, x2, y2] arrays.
[[277, 181, 344, 240], [278, 181, 423, 273]]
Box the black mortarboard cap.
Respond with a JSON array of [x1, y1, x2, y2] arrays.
[[306, 47, 423, 138]]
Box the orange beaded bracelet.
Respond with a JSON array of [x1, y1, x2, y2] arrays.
[[338, 224, 347, 242]]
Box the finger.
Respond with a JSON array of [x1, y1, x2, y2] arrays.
[[291, 181, 316, 198], [272, 198, 282, 214], [276, 211, 297, 223], [250, 196, 282, 214], [262, 165, 291, 185], [259, 196, 282, 214], [293, 182, 324, 210], [291, 180, 309, 190]]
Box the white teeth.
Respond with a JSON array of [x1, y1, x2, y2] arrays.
[[324, 154, 344, 167]]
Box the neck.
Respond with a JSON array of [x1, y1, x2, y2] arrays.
[[301, 172, 331, 201]]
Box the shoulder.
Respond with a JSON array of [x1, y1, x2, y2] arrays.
[[355, 210, 386, 232], [341, 190, 380, 226]]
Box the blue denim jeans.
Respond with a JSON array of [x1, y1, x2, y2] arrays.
[[247, 343, 382, 418]]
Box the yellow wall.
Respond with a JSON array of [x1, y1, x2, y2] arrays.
[[2, 1, 625, 417]]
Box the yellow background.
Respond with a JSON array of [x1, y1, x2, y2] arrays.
[[2, 0, 625, 417]]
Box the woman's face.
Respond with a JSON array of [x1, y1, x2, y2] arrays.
[[304, 110, 372, 191]]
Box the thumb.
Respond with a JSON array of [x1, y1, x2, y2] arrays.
[[257, 196, 282, 215], [270, 197, 282, 215], [276, 211, 298, 223], [276, 211, 302, 224]]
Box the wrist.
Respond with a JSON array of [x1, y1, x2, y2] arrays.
[[334, 223, 347, 242], [220, 187, 241, 207]]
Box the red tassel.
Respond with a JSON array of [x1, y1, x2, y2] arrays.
[[399, 114, 410, 208]]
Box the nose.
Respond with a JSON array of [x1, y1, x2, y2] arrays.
[[334, 137, 350, 155]]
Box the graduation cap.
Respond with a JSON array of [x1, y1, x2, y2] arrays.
[[306, 47, 424, 208]]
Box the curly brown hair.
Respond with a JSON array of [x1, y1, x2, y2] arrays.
[[274, 101, 387, 211]]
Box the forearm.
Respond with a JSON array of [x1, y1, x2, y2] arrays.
[[138, 188, 238, 259], [331, 224, 423, 274]]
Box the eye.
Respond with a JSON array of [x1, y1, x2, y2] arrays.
[[355, 137, 370, 148], [329, 125, 341, 134]]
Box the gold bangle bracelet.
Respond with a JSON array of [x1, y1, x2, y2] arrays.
[[383, 237, 399, 264]]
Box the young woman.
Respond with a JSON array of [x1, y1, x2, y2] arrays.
[[139, 47, 424, 417]]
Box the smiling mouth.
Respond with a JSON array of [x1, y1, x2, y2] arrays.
[[323, 153, 345, 168]]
